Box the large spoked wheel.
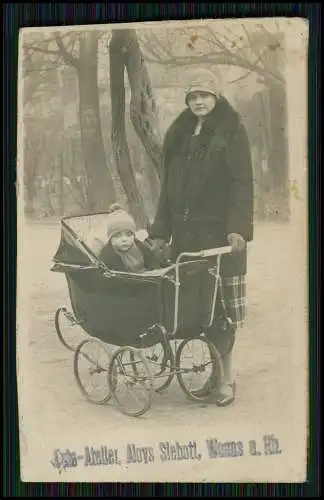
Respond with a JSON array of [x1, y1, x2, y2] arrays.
[[108, 347, 154, 417], [175, 335, 224, 402], [130, 341, 175, 393], [55, 306, 86, 352], [74, 338, 114, 405]]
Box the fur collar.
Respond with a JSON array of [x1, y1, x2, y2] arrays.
[[166, 95, 240, 143]]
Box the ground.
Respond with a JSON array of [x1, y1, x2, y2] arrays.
[[17, 217, 308, 482]]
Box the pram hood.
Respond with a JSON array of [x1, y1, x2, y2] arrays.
[[51, 211, 150, 272], [51, 210, 219, 279], [52, 211, 121, 270]]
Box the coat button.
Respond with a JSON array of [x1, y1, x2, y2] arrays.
[[183, 207, 190, 221]]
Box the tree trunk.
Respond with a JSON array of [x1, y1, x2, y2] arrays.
[[77, 31, 115, 212], [23, 139, 38, 216], [44, 163, 57, 216], [261, 32, 290, 221], [109, 31, 148, 227], [125, 114, 160, 220], [267, 83, 290, 220], [255, 85, 290, 221], [139, 151, 160, 217], [58, 151, 65, 215], [120, 29, 163, 179]]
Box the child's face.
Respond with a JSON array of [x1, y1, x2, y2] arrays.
[[110, 230, 135, 252]]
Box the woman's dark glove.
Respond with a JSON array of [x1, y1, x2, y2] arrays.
[[146, 238, 171, 264]]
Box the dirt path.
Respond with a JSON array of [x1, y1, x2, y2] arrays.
[[17, 219, 307, 482]]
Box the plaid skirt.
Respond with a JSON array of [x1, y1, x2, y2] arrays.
[[219, 275, 247, 329]]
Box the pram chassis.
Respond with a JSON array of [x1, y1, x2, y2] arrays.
[[52, 214, 234, 417]]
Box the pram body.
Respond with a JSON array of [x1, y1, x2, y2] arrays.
[[52, 211, 234, 417]]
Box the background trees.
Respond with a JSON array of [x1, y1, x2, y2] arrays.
[[21, 20, 293, 224]]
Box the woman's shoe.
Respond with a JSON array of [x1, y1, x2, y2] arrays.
[[215, 381, 236, 407]]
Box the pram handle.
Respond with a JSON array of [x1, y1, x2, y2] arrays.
[[173, 245, 232, 287], [175, 245, 232, 266], [169, 245, 232, 336]]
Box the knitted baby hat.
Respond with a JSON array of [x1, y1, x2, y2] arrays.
[[105, 204, 136, 242], [185, 69, 220, 105]]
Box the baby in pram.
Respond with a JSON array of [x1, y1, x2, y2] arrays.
[[96, 204, 167, 273]]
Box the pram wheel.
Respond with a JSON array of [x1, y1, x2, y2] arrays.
[[175, 335, 224, 402], [73, 338, 114, 405], [131, 341, 175, 393], [108, 347, 154, 417], [55, 306, 86, 352]]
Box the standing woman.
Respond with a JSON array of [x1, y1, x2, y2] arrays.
[[149, 69, 254, 406]]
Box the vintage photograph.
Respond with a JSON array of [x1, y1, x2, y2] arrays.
[[17, 18, 308, 482]]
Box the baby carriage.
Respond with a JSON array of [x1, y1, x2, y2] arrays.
[[51, 210, 235, 417]]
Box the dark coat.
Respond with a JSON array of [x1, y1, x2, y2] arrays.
[[98, 239, 161, 272], [150, 96, 254, 277]]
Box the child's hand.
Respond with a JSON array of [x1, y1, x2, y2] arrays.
[[227, 233, 246, 252], [136, 229, 149, 242]]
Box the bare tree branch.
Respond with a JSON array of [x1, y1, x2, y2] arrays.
[[139, 32, 171, 60], [227, 44, 269, 85], [24, 31, 72, 46], [222, 24, 248, 49], [143, 52, 284, 85], [202, 25, 235, 56], [241, 24, 264, 63], [209, 27, 275, 79], [23, 32, 81, 72], [24, 63, 68, 75], [228, 69, 265, 86], [24, 46, 62, 57], [228, 70, 253, 84], [274, 19, 281, 32], [54, 32, 80, 69], [139, 23, 285, 86], [23, 35, 67, 57], [68, 35, 78, 59]]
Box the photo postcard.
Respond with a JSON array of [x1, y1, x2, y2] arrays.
[[16, 17, 309, 483]]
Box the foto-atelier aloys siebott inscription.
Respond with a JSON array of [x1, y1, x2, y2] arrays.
[[50, 434, 282, 473]]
